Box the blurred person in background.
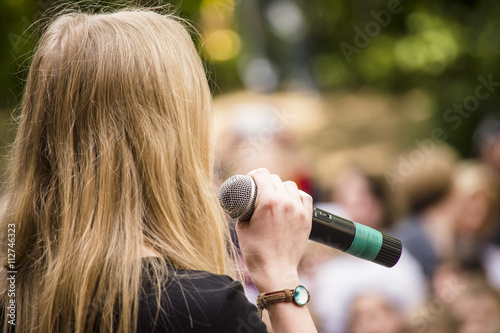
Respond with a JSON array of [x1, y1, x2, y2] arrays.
[[409, 275, 500, 333], [448, 161, 500, 290], [311, 243, 425, 332], [310, 166, 426, 333], [407, 296, 457, 333], [307, 166, 400, 292], [473, 113, 500, 183], [428, 260, 500, 333], [347, 293, 409, 333], [473, 113, 500, 247], [449, 278, 500, 333], [331, 167, 400, 231], [216, 103, 315, 195], [392, 145, 458, 278]]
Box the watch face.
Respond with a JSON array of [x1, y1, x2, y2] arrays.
[[293, 285, 310, 306]]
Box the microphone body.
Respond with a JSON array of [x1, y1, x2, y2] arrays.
[[219, 175, 402, 268]]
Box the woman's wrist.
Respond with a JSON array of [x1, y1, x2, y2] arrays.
[[249, 268, 301, 293]]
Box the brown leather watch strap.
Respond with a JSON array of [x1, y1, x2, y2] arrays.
[[256, 286, 310, 317]]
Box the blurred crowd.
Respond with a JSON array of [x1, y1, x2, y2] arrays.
[[216, 109, 500, 333]]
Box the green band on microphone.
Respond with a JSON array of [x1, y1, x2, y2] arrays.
[[344, 222, 383, 261]]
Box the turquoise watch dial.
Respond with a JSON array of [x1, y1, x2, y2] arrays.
[[293, 285, 310, 306]]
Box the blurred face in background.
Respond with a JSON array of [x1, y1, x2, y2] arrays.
[[454, 190, 491, 238], [452, 291, 500, 333], [347, 293, 404, 333], [335, 170, 385, 230], [450, 163, 498, 240]]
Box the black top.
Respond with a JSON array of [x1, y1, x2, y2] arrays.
[[0, 259, 268, 333], [137, 259, 268, 333]]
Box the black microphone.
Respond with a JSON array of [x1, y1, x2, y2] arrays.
[[218, 175, 402, 268]]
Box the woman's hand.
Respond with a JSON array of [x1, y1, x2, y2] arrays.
[[235, 168, 313, 292]]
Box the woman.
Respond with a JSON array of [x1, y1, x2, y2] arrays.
[[0, 8, 316, 333]]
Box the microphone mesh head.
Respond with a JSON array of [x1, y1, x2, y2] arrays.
[[218, 175, 257, 221]]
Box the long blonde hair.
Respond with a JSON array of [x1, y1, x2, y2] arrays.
[[0, 8, 235, 333]]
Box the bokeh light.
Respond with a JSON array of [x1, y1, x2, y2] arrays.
[[202, 29, 241, 62]]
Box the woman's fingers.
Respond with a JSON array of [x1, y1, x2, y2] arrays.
[[247, 169, 311, 229], [270, 174, 286, 195], [247, 168, 275, 217], [248, 169, 307, 209], [248, 168, 273, 198], [283, 180, 301, 202], [299, 190, 313, 230], [299, 189, 313, 210]]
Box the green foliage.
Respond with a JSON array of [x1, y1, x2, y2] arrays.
[[1, 0, 499, 156]]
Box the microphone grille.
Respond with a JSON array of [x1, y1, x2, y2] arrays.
[[218, 175, 257, 221]]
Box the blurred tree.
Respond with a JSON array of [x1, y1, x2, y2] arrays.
[[0, 0, 499, 158]]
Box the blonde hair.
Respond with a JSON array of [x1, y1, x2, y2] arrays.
[[0, 8, 235, 333], [453, 160, 499, 236], [397, 145, 458, 213]]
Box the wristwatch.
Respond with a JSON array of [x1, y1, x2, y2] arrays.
[[256, 285, 310, 316]]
